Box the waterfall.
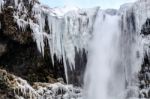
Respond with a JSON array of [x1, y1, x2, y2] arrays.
[[84, 7, 144, 99], [2, 0, 150, 98], [84, 10, 121, 99]]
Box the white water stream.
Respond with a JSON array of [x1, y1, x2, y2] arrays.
[[84, 9, 142, 99]]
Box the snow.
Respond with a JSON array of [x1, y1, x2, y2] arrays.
[[50, 6, 79, 16]]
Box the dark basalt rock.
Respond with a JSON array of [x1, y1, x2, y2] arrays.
[[141, 19, 150, 35], [68, 48, 87, 86], [0, 36, 65, 84], [0, 42, 7, 57]]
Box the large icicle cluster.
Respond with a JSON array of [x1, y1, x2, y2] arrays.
[[31, 6, 99, 83], [1, 0, 99, 83], [30, 5, 99, 83]]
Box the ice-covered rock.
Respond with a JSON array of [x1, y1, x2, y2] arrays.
[[0, 0, 99, 83], [0, 69, 83, 99]]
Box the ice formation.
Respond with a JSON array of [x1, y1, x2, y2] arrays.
[[1, 0, 99, 83], [14, 81, 83, 99]]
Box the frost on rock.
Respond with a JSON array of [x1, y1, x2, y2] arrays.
[[14, 81, 83, 99], [0, 69, 82, 99]]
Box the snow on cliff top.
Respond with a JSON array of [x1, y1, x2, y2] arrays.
[[40, 4, 79, 17], [50, 6, 79, 16]]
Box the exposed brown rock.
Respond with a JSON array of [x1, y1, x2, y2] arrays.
[[1, 7, 32, 44]]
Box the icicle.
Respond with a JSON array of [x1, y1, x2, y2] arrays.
[[29, 19, 45, 56], [16, 19, 28, 31], [14, 0, 18, 7], [62, 41, 69, 84], [9, 0, 99, 83], [0, 0, 4, 13], [32, 3, 41, 15]]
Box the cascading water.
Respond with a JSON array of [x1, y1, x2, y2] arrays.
[[84, 10, 122, 99], [84, 7, 144, 99], [1, 0, 150, 98]]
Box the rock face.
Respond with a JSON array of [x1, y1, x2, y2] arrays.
[[0, 1, 70, 98], [0, 42, 7, 56], [1, 2, 31, 44], [139, 19, 150, 98], [0, 0, 65, 85], [0, 0, 88, 88]]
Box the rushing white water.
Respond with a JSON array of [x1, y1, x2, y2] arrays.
[[84, 10, 122, 99], [84, 6, 144, 98], [2, 0, 150, 98], [83, 1, 150, 99]]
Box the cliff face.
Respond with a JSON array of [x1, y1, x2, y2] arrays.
[[0, 0, 65, 85], [138, 19, 150, 98], [0, 1, 88, 98], [0, 0, 92, 87], [1, 0, 150, 99]]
